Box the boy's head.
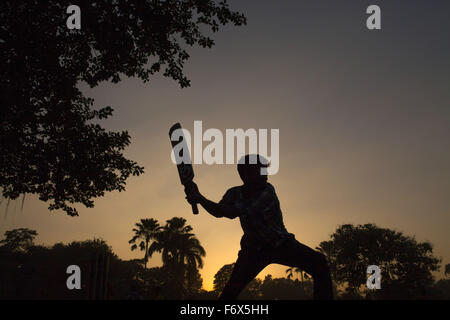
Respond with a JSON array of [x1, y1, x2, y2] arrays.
[[237, 154, 269, 187]]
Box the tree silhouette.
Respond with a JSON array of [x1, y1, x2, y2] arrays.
[[0, 1, 246, 216], [318, 223, 441, 299], [149, 217, 205, 298], [212, 262, 262, 299], [150, 217, 204, 268], [285, 267, 309, 283], [433, 278, 450, 300], [129, 218, 161, 270], [185, 268, 204, 298], [445, 263, 450, 278], [0, 228, 38, 252], [259, 275, 313, 300], [213, 263, 235, 294], [0, 236, 128, 299]]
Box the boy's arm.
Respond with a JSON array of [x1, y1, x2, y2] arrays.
[[185, 183, 242, 219], [198, 195, 242, 219]]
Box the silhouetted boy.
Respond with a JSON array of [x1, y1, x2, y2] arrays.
[[185, 154, 333, 300]]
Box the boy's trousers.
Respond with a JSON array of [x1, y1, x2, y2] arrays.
[[219, 238, 333, 300]]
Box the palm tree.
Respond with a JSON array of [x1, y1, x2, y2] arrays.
[[149, 217, 205, 298], [129, 218, 161, 270], [177, 233, 206, 292], [285, 267, 309, 282]]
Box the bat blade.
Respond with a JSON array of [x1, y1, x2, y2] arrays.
[[169, 123, 199, 214]]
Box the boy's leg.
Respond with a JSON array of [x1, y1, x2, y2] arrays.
[[219, 249, 268, 300], [269, 239, 333, 300]]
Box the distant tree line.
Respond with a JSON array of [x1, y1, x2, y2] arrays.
[[1, 223, 449, 299]]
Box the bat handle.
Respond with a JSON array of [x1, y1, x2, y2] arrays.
[[185, 182, 199, 214], [191, 203, 199, 215]]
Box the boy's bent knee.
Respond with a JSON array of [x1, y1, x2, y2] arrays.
[[316, 252, 328, 265], [313, 252, 330, 274]]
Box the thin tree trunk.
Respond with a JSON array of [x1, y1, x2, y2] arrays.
[[103, 255, 110, 300], [144, 241, 148, 270]]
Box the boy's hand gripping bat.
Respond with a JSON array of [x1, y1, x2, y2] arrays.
[[169, 122, 199, 214]]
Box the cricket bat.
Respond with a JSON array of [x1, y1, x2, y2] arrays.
[[169, 122, 199, 215]]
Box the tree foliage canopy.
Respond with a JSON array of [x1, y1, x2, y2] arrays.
[[318, 223, 441, 298], [129, 218, 161, 269], [0, 1, 246, 216], [0, 228, 38, 252], [213, 263, 234, 293], [147, 217, 205, 299]]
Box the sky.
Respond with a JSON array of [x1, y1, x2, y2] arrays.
[[1, 0, 450, 291]]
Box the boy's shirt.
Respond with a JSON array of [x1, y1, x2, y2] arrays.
[[219, 183, 294, 250]]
